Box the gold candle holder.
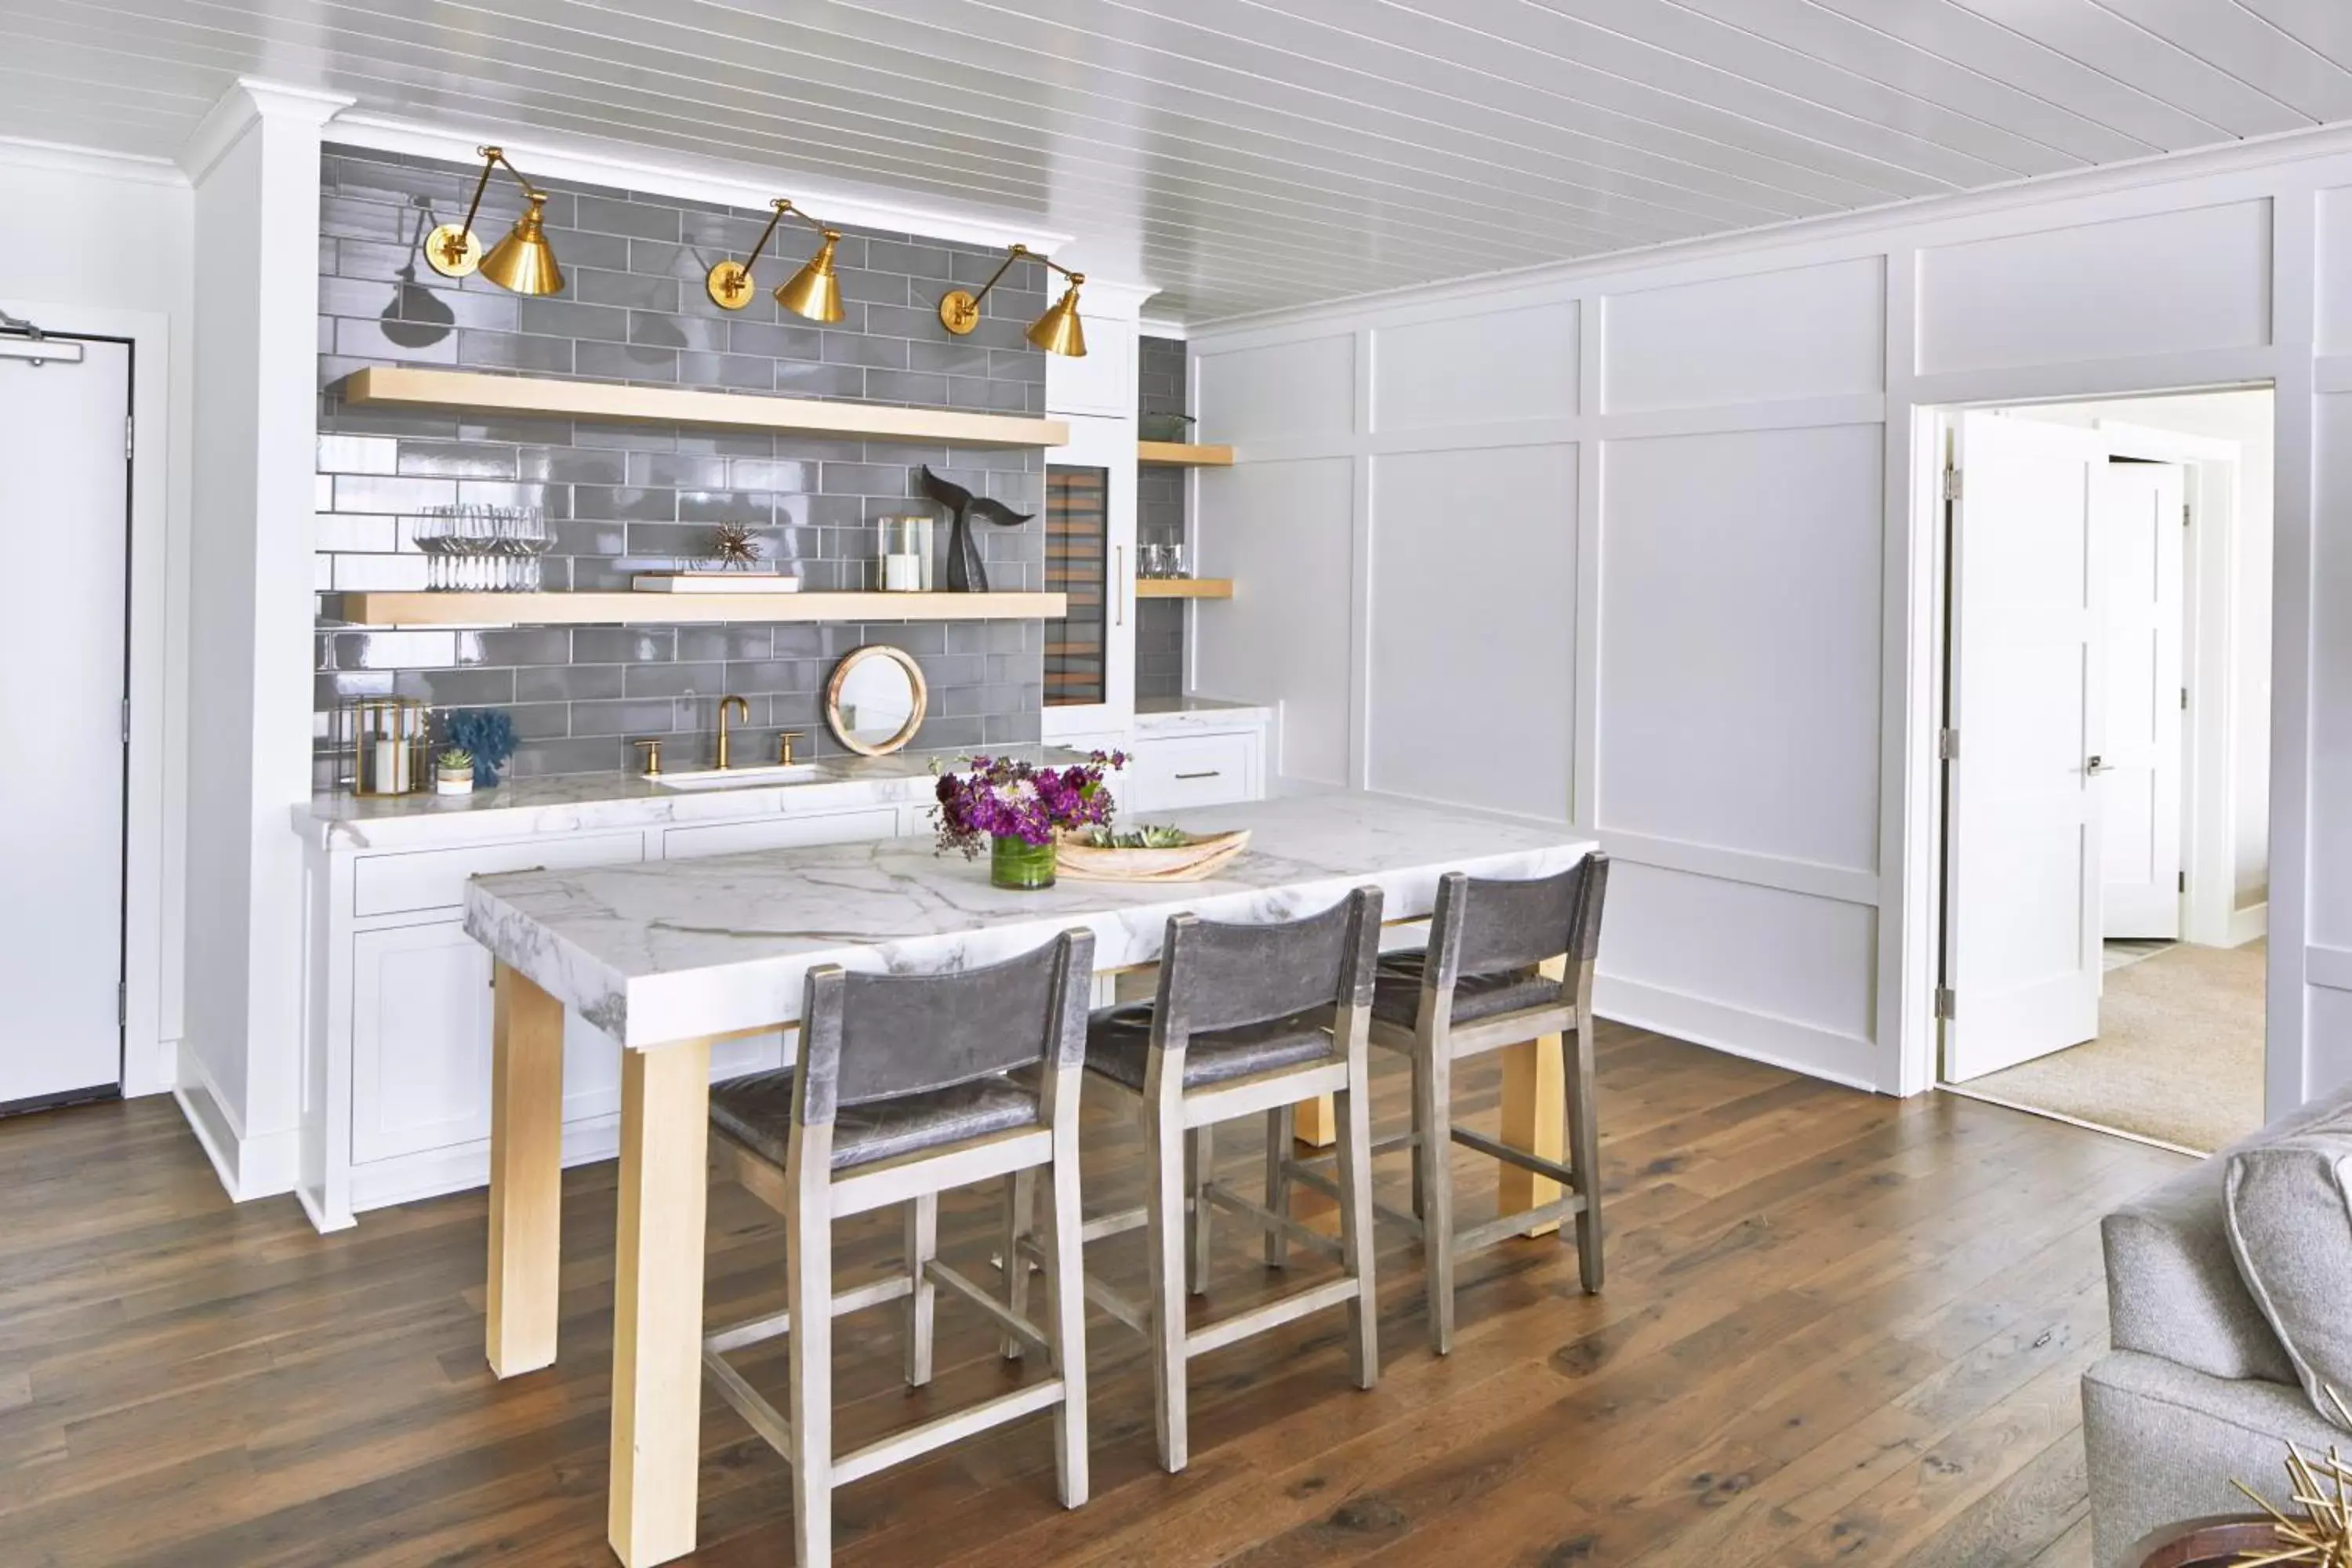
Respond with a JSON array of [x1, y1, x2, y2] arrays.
[[342, 697, 431, 797]]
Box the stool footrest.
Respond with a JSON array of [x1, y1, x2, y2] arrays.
[[925, 1258, 1051, 1361], [835, 1380, 1067, 1487], [1200, 1179, 1345, 1259], [704, 1271, 916, 1355], [1449, 1123, 1578, 1189], [1451, 1192, 1588, 1258], [1185, 1277, 1361, 1358]]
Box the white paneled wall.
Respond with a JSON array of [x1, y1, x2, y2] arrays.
[[1193, 129, 2352, 1105]]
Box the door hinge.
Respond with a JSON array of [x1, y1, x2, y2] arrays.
[[2183, 502, 2191, 527], [1943, 466, 1963, 502], [2181, 686, 2189, 710], [125, 414, 133, 461], [117, 982, 127, 1027], [2180, 870, 2187, 893], [120, 698, 130, 743], [1937, 726, 1960, 760], [1934, 985, 1957, 1021]]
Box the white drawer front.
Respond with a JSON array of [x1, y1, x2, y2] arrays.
[[353, 832, 645, 917], [660, 807, 901, 859], [1125, 732, 1256, 811]]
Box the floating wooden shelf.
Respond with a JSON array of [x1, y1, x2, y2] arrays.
[[339, 367, 1071, 449], [1138, 440, 1235, 466], [329, 590, 1069, 627], [1134, 578, 1233, 600]]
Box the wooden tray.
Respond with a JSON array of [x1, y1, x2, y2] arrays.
[[1056, 830, 1250, 883]]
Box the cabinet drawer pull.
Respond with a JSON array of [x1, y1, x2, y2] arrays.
[[1174, 770, 1222, 780]]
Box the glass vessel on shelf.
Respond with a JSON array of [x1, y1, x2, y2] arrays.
[[875, 514, 933, 592]]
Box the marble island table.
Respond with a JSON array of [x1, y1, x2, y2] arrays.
[[463, 789, 1597, 1566]]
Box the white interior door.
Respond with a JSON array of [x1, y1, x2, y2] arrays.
[[2096, 460, 2187, 939], [0, 336, 129, 1107], [1944, 412, 2107, 1082]]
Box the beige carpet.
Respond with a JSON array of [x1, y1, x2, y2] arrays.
[[1962, 939, 2266, 1155]]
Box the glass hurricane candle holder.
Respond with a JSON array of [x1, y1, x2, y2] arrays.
[[876, 515, 932, 592]]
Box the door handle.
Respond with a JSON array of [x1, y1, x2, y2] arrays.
[[2085, 755, 2108, 775]]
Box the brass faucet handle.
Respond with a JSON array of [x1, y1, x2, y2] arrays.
[[778, 730, 808, 767], [631, 738, 664, 777]]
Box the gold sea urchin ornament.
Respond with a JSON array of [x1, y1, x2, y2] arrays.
[[2234, 1389, 2352, 1566], [710, 522, 763, 572]]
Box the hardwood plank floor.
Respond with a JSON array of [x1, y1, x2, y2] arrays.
[[0, 1025, 2187, 1566]]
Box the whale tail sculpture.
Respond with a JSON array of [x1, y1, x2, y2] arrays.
[[920, 465, 1035, 592]]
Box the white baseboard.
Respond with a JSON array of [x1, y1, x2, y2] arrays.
[[1595, 975, 1880, 1094], [348, 1115, 626, 1216], [173, 1048, 299, 1202], [2228, 902, 2268, 947]]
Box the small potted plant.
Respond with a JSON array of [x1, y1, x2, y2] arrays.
[[931, 752, 1124, 889], [434, 748, 476, 795]]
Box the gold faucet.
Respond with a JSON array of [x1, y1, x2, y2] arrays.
[[715, 695, 750, 770]]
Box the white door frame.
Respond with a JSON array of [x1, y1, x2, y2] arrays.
[[1920, 385, 2273, 1097], [2, 296, 181, 1100]]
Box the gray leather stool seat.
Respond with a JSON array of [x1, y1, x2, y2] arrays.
[[1085, 1004, 1334, 1092], [1370, 953, 1559, 1029], [710, 1068, 1040, 1171]]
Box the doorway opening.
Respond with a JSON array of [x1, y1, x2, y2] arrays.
[[1932, 388, 2272, 1156]]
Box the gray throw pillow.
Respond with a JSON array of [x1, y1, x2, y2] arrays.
[[2225, 1102, 2352, 1430]]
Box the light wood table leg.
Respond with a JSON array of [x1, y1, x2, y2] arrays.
[[488, 962, 564, 1377], [1291, 1094, 1337, 1149], [1498, 956, 1569, 1236], [609, 1038, 712, 1568]]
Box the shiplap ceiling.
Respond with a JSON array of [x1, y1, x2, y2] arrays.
[[5, 0, 2351, 321]]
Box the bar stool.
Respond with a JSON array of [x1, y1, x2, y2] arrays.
[[1040, 887, 1384, 1474], [702, 930, 1095, 1568], [1369, 854, 1609, 1354]]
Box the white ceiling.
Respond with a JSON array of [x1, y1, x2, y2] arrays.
[[6, 0, 2350, 322]]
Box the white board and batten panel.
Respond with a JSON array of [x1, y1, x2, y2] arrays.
[[1367, 442, 1577, 821], [1192, 455, 1355, 786], [1195, 333, 1355, 445], [2307, 394, 2352, 960], [1602, 257, 1884, 412], [1370, 302, 1578, 432], [1917, 201, 2274, 376], [1597, 862, 1879, 1087], [1597, 424, 1885, 873], [2318, 187, 2352, 357]]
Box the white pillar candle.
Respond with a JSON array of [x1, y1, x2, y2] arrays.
[[883, 552, 923, 591], [372, 739, 397, 793]]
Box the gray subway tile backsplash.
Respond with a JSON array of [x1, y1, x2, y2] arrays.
[[314, 145, 1051, 787]]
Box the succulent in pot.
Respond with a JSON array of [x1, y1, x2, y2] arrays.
[[434, 748, 476, 795]]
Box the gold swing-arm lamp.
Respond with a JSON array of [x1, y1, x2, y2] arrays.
[[938, 243, 1087, 357], [706, 199, 844, 322], [424, 146, 563, 295]]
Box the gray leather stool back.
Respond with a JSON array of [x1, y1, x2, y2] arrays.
[[1153, 887, 1384, 1041], [799, 933, 1094, 1127], [1436, 856, 1607, 986]]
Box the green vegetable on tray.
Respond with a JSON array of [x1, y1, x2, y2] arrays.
[[1073, 823, 1193, 849]]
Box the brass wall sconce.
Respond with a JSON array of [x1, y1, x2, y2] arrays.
[[938, 243, 1087, 358], [424, 146, 563, 296], [706, 198, 844, 321]]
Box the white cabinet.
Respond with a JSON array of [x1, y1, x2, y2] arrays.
[[1046, 318, 1136, 418], [1123, 730, 1264, 812], [349, 921, 495, 1164], [660, 807, 899, 858]]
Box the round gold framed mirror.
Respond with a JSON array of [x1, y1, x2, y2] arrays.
[[823, 644, 928, 757]]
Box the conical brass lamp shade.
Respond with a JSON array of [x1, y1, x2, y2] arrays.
[[1025, 281, 1087, 358], [477, 195, 564, 296], [775, 234, 844, 323]]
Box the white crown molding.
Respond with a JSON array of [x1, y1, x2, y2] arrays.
[[0, 135, 188, 189], [325, 110, 1075, 256], [1137, 315, 1187, 340], [1072, 278, 1160, 321], [1190, 116, 2352, 337], [179, 78, 354, 185]]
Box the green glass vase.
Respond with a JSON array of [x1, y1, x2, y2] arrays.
[[990, 833, 1057, 890]]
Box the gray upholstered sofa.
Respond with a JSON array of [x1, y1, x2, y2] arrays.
[[2084, 1083, 2352, 1566]]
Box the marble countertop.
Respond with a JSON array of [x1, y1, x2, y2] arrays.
[[1133, 694, 1272, 731], [464, 790, 1593, 1047], [294, 746, 1076, 852]]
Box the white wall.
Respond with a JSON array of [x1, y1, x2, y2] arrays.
[[0, 140, 194, 1100], [1192, 127, 2352, 1111]]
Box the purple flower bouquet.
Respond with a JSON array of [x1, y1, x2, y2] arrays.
[[931, 751, 1127, 889]]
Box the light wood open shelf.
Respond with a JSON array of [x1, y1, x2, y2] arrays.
[[339, 367, 1071, 449], [329, 590, 1069, 627], [1137, 440, 1235, 466], [1134, 578, 1233, 600]]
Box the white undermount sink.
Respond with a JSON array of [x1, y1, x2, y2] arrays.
[[655, 764, 825, 790]]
